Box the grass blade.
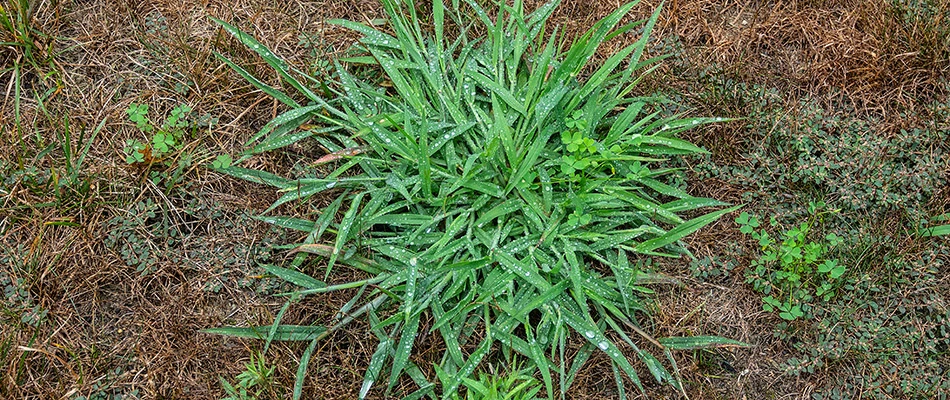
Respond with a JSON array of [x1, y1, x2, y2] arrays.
[[202, 325, 326, 341], [635, 205, 741, 253], [659, 336, 749, 350]]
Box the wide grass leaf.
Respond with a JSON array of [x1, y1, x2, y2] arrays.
[[636, 205, 741, 253], [659, 336, 749, 350], [202, 325, 326, 341]]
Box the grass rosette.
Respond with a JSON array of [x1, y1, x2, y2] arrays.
[[206, 0, 743, 397]]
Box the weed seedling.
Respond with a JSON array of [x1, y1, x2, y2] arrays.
[[123, 103, 194, 165], [738, 202, 846, 320]]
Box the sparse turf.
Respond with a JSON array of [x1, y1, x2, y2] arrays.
[[1, 0, 947, 399]]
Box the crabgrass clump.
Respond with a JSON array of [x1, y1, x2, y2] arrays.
[[208, 0, 742, 397]]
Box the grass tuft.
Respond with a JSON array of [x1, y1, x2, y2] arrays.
[[208, 0, 741, 397]]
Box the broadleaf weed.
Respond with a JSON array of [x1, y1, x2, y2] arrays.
[[123, 103, 195, 166], [737, 202, 846, 320]]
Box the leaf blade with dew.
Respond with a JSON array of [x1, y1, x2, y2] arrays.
[[211, 17, 321, 102], [247, 125, 321, 156], [243, 105, 326, 147], [253, 215, 315, 232], [327, 192, 366, 278], [636, 205, 741, 253], [605, 187, 683, 225], [360, 337, 392, 399], [662, 197, 731, 213], [328, 18, 401, 49], [659, 336, 750, 350], [553, 0, 638, 86], [290, 244, 378, 273], [260, 264, 326, 290], [441, 334, 494, 396], [294, 338, 320, 400], [217, 166, 290, 188], [465, 68, 527, 116], [633, 135, 709, 155], [557, 298, 644, 394], [525, 324, 555, 398], [389, 299, 421, 388], [201, 325, 327, 341], [211, 51, 299, 108], [265, 177, 380, 214]]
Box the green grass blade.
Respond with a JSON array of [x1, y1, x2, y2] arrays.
[[361, 338, 392, 399], [605, 187, 683, 224], [294, 338, 321, 400], [211, 17, 321, 101], [327, 192, 366, 277], [441, 335, 493, 396], [260, 264, 326, 290], [245, 105, 322, 147], [659, 336, 749, 350], [389, 310, 421, 389], [202, 325, 326, 341], [212, 51, 298, 108], [662, 197, 730, 213], [558, 299, 644, 393], [636, 205, 741, 253], [217, 166, 290, 188]]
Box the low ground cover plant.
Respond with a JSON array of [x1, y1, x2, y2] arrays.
[[205, 0, 743, 397]]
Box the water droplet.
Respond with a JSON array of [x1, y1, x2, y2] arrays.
[[410, 257, 418, 266], [692, 120, 699, 125], [444, 134, 451, 139], [326, 181, 336, 189], [584, 331, 595, 339]]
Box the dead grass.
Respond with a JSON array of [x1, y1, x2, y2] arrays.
[[1, 0, 947, 398]]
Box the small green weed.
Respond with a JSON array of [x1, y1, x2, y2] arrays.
[[737, 202, 845, 320], [456, 362, 543, 400], [123, 103, 194, 165], [220, 351, 281, 400], [123, 102, 218, 192]]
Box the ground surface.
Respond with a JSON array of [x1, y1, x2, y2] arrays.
[[1, 0, 948, 399]]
